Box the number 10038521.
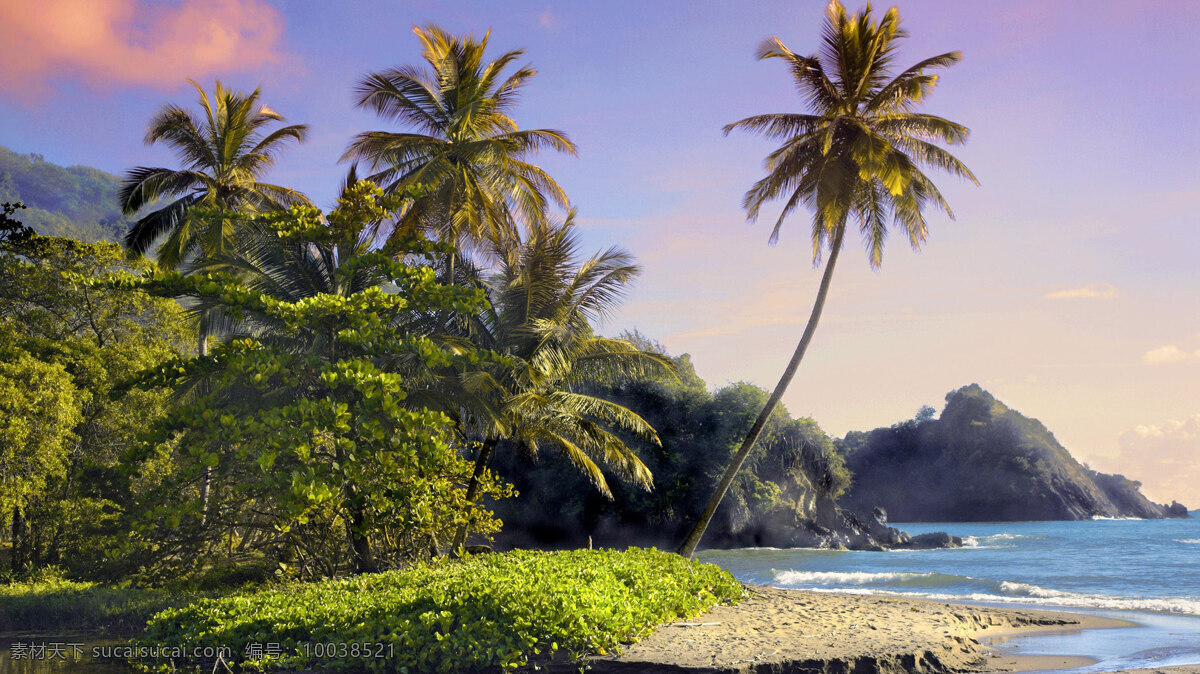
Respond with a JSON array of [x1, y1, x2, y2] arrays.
[[296, 642, 394, 659]]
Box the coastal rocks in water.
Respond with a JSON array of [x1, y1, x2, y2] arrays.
[[1167, 501, 1191, 518], [836, 384, 1189, 522], [722, 493, 960, 551]]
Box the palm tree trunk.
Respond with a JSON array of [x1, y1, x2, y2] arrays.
[[198, 333, 212, 527], [678, 226, 846, 558], [451, 437, 499, 552]]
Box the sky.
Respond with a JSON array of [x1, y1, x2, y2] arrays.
[[2, 0, 1198, 507]]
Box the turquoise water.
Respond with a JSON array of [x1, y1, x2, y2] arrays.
[[698, 514, 1200, 670]]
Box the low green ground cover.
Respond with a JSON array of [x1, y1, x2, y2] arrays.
[[0, 573, 200, 634], [134, 548, 743, 672]]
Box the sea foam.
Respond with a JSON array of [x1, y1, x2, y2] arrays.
[[800, 584, 1200, 616]]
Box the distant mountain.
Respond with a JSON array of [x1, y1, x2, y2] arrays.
[[837, 384, 1189, 522], [0, 146, 132, 243]]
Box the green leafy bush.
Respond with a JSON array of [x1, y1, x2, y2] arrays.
[[134, 548, 743, 672]]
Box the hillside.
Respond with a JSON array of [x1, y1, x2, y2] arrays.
[[836, 384, 1189, 522], [0, 146, 132, 242]]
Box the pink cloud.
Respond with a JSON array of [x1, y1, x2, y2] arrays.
[[0, 0, 287, 100], [1098, 415, 1200, 508]]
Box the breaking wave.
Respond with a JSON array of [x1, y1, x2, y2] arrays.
[[772, 570, 969, 587], [961, 533, 1038, 548], [771, 570, 1200, 616]]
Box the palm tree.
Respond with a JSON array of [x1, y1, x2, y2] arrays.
[[119, 80, 309, 524], [119, 79, 310, 270], [678, 0, 977, 557], [449, 215, 670, 551], [342, 24, 576, 266]]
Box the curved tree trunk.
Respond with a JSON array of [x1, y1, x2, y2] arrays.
[[451, 437, 499, 552], [678, 226, 846, 558]]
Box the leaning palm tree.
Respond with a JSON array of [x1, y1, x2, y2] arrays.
[[119, 79, 310, 270], [448, 215, 670, 551], [342, 24, 576, 266], [678, 0, 977, 557]]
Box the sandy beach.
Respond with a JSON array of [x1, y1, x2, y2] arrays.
[[587, 585, 1134, 673]]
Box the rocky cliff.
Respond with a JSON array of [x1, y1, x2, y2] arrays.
[[836, 384, 1189, 522]]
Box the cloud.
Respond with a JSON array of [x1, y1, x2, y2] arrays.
[[0, 0, 287, 100], [1142, 345, 1200, 365], [537, 6, 559, 30], [1043, 282, 1118, 300], [1101, 415, 1200, 507]]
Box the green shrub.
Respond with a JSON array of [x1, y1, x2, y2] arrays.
[[134, 548, 743, 672]]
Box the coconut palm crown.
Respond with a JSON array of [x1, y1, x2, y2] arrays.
[[119, 80, 310, 269], [730, 0, 976, 265], [343, 24, 577, 254], [679, 0, 976, 557]]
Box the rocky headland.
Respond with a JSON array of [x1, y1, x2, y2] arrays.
[[837, 384, 1190, 522]]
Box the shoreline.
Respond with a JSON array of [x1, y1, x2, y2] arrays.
[[589, 585, 1183, 673]]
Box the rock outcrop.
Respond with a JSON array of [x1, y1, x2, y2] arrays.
[[837, 384, 1191, 522]]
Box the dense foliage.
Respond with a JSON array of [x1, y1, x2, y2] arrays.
[[491, 339, 851, 550], [133, 548, 743, 672], [118, 183, 511, 577], [0, 146, 132, 242], [0, 233, 191, 578]]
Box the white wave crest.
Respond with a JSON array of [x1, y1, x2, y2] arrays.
[[802, 586, 1200, 616], [773, 570, 936, 585], [1177, 539, 1200, 545], [962, 533, 1028, 548]]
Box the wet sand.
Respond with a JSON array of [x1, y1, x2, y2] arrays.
[[1104, 669, 1200, 674], [588, 585, 1131, 673]]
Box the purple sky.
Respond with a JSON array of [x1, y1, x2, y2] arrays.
[[3, 0, 1198, 505]]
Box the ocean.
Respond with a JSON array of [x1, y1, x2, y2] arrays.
[[698, 514, 1200, 671]]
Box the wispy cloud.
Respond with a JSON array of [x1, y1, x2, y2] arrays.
[[1043, 282, 1118, 300], [1142, 345, 1200, 365], [0, 0, 288, 101], [537, 5, 559, 30]]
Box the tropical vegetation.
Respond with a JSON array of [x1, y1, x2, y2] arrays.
[[119, 80, 310, 268], [0, 146, 133, 242], [0, 5, 993, 671], [115, 183, 511, 576], [0, 232, 191, 578], [448, 215, 669, 550], [343, 24, 576, 262], [491, 343, 852, 550], [132, 548, 742, 672], [679, 0, 976, 556]]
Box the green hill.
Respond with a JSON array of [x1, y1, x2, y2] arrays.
[[836, 384, 1188, 521], [0, 146, 133, 243]]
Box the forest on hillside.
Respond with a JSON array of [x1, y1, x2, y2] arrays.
[[0, 146, 132, 243]]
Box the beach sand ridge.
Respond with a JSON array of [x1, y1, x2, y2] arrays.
[[584, 585, 1127, 673]]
